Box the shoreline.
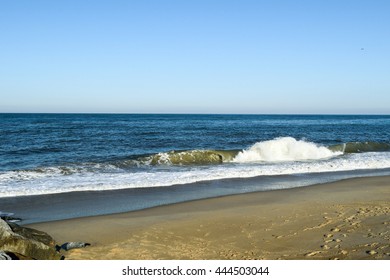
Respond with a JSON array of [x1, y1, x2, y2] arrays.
[[2, 168, 389, 225], [28, 176, 390, 260]]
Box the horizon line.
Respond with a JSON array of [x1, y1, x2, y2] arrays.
[[1, 112, 389, 116]]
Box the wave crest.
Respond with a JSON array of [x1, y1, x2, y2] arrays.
[[232, 137, 340, 163]]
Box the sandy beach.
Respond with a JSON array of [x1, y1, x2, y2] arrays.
[[28, 176, 390, 260]]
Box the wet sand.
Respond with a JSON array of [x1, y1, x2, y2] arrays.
[[29, 176, 390, 260]]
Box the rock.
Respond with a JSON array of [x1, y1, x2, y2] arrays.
[[56, 242, 91, 251], [0, 219, 62, 260], [331, 228, 340, 232], [7, 222, 56, 247]]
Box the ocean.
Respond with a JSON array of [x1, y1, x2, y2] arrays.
[[1, 114, 390, 223]]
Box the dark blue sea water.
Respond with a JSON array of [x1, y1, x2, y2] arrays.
[[1, 114, 390, 223]]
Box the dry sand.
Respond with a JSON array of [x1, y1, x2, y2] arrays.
[[29, 176, 390, 260]]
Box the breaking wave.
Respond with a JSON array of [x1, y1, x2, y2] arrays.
[[1, 137, 390, 197], [2, 138, 389, 174], [1, 150, 390, 197], [232, 137, 340, 163], [137, 138, 390, 165], [2, 137, 387, 182], [131, 137, 341, 166]]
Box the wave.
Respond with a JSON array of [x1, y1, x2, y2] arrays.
[[2, 151, 390, 197], [138, 150, 239, 165], [329, 142, 390, 154], [136, 138, 390, 165], [2, 138, 389, 175], [232, 137, 340, 163], [1, 136, 390, 197], [127, 137, 340, 166], [133, 137, 342, 165]]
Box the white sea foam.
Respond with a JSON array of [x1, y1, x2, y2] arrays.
[[1, 151, 390, 197], [233, 137, 341, 162]]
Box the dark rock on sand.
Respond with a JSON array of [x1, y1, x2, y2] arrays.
[[56, 242, 91, 251], [0, 219, 62, 260], [7, 221, 56, 247]]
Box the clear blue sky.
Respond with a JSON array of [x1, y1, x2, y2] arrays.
[[1, 0, 389, 114]]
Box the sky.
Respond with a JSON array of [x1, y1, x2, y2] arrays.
[[0, 0, 389, 114]]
